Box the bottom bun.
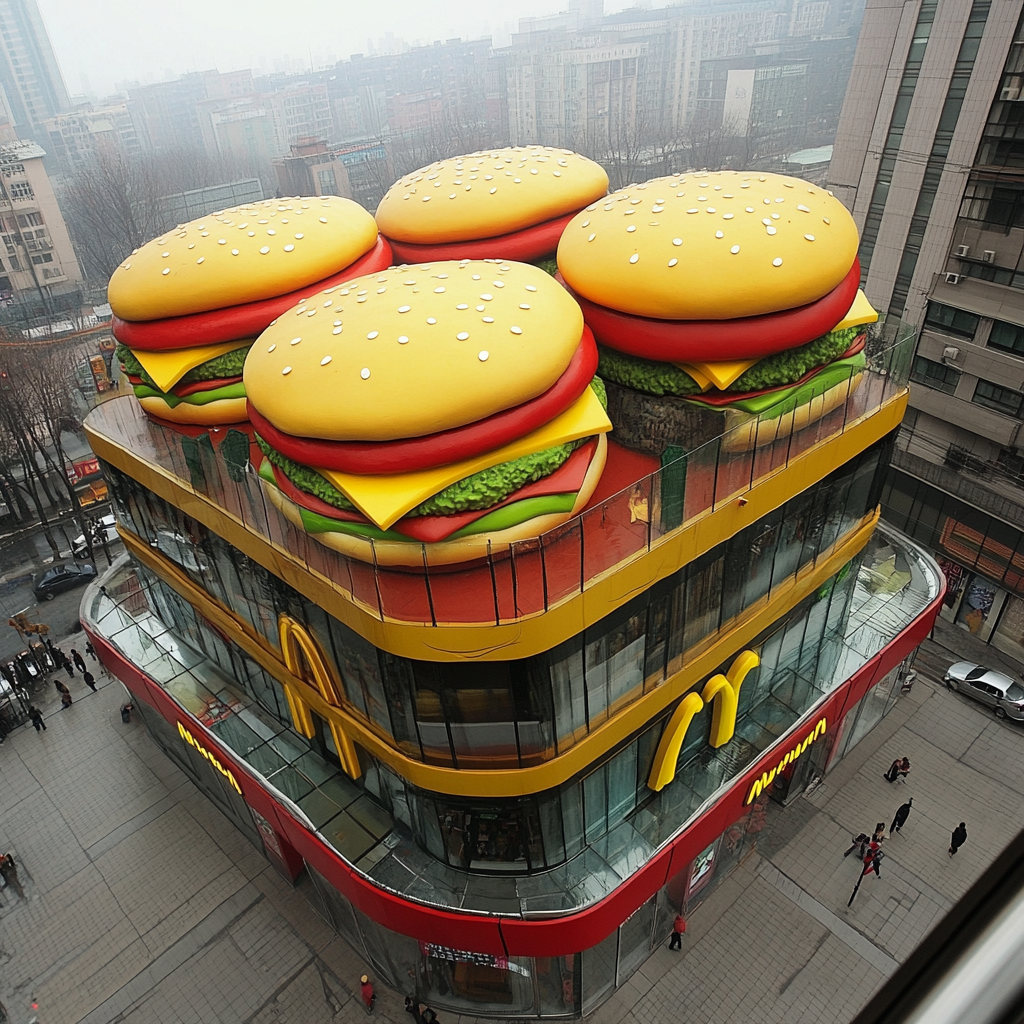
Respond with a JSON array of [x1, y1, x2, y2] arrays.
[[721, 374, 863, 452], [138, 394, 249, 426], [262, 433, 608, 567]]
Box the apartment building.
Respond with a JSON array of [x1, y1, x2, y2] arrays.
[[42, 102, 142, 176], [829, 0, 1024, 654], [0, 138, 80, 300]]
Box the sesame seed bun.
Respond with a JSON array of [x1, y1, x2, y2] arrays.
[[244, 260, 584, 443], [108, 196, 379, 322], [376, 147, 608, 245], [557, 171, 858, 321]]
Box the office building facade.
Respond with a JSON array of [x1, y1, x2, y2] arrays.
[[829, 0, 1024, 653]]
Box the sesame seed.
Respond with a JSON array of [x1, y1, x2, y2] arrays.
[[629, 254, 639, 264], [218, 238, 226, 244], [457, 332, 470, 341], [797, 205, 810, 213], [332, 327, 342, 335], [730, 245, 740, 254], [478, 350, 489, 361], [773, 258, 783, 267], [804, 234, 816, 241], [715, 231, 724, 238], [582, 220, 590, 227], [588, 233, 596, 242], [162, 267, 170, 275], [526, 285, 537, 292], [687, 209, 698, 214], [823, 217, 831, 225], [427, 317, 437, 325], [295, 232, 304, 238], [321, 356, 332, 366], [195, 257, 204, 264], [510, 326, 522, 334], [434, 287, 445, 293], [398, 335, 409, 344], [284, 244, 294, 252], [723, 213, 734, 220], [161, 251, 170, 257], [291, 337, 302, 345], [627, 225, 636, 232], [267, 344, 276, 352], [490, 187, 497, 194], [457, 303, 469, 310], [320, 217, 328, 223], [282, 366, 292, 375], [668, 258, 678, 267], [482, 316, 494, 323], [367, 331, 379, 340], [361, 368, 370, 379], [260, 246, 270, 254], [480, 293, 493, 300], [767, 227, 777, 235]]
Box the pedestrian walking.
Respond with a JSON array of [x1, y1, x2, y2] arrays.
[[28, 706, 45, 732], [890, 798, 913, 835], [62, 652, 74, 679], [82, 671, 96, 692], [884, 756, 911, 783], [360, 974, 376, 1013], [873, 822, 886, 844], [84, 640, 97, 661], [669, 912, 686, 950], [0, 853, 24, 899], [71, 649, 86, 674], [60, 690, 72, 709], [950, 822, 968, 856]]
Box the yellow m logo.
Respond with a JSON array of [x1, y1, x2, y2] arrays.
[[647, 650, 760, 792], [278, 615, 361, 780]]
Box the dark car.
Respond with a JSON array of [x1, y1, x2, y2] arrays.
[[33, 563, 97, 601]]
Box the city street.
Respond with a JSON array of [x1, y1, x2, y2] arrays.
[[0, 616, 1020, 1024]]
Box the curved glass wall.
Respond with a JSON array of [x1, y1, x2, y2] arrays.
[[84, 521, 941, 894], [101, 433, 893, 771]]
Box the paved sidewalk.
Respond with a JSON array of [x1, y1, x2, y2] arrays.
[[1, 626, 1021, 1023]]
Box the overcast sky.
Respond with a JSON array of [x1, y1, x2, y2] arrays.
[[37, 0, 622, 97]]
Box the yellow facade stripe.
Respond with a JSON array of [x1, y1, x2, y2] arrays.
[[118, 511, 876, 798], [86, 393, 906, 662]]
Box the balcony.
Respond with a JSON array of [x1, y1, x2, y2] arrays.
[[84, 330, 914, 633]]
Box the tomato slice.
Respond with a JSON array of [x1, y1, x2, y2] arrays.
[[248, 327, 598, 475], [384, 211, 579, 264], [113, 236, 393, 350], [566, 259, 861, 362]]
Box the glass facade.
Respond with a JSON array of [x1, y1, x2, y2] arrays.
[[102, 434, 893, 776], [911, 355, 960, 394], [882, 468, 1024, 596]]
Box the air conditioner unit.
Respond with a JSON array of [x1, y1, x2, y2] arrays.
[[944, 272, 961, 284], [942, 345, 960, 364], [984, 250, 997, 263], [955, 244, 970, 257]]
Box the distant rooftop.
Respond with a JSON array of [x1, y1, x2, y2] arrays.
[[785, 145, 833, 166], [0, 140, 46, 162]]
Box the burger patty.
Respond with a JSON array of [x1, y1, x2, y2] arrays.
[[116, 342, 251, 391], [597, 326, 861, 398], [257, 377, 607, 519]]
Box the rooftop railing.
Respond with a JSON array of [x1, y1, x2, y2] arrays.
[[85, 327, 915, 627]]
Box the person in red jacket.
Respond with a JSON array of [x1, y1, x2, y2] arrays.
[[669, 912, 686, 950], [360, 975, 376, 1013]]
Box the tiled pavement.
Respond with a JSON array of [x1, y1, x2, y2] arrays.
[[1, 620, 1022, 1023]]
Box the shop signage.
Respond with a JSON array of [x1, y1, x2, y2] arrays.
[[177, 721, 243, 795], [744, 717, 827, 805], [648, 650, 761, 791]]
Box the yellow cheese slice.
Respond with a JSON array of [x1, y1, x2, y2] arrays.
[[834, 290, 878, 332], [131, 339, 252, 393], [672, 357, 759, 392], [317, 387, 612, 529]]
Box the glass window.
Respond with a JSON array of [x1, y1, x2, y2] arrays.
[[544, 638, 587, 755], [924, 301, 980, 338], [682, 552, 724, 651], [989, 319, 1024, 357], [584, 611, 646, 726], [910, 355, 960, 394], [616, 896, 656, 985], [581, 929, 618, 1014], [973, 379, 1024, 417]]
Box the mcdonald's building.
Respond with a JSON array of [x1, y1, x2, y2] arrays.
[[82, 329, 942, 1018]]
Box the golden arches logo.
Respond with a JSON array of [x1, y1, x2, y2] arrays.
[[278, 615, 361, 780], [647, 650, 760, 792], [745, 718, 826, 805]]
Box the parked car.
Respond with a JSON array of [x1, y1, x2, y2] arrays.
[[944, 661, 1024, 720], [32, 563, 97, 601], [72, 514, 118, 558]]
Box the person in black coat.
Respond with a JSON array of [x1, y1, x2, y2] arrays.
[[950, 822, 968, 856], [890, 798, 913, 835], [71, 649, 86, 674]]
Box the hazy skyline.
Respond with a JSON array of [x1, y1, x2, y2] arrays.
[[37, 0, 628, 97]]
